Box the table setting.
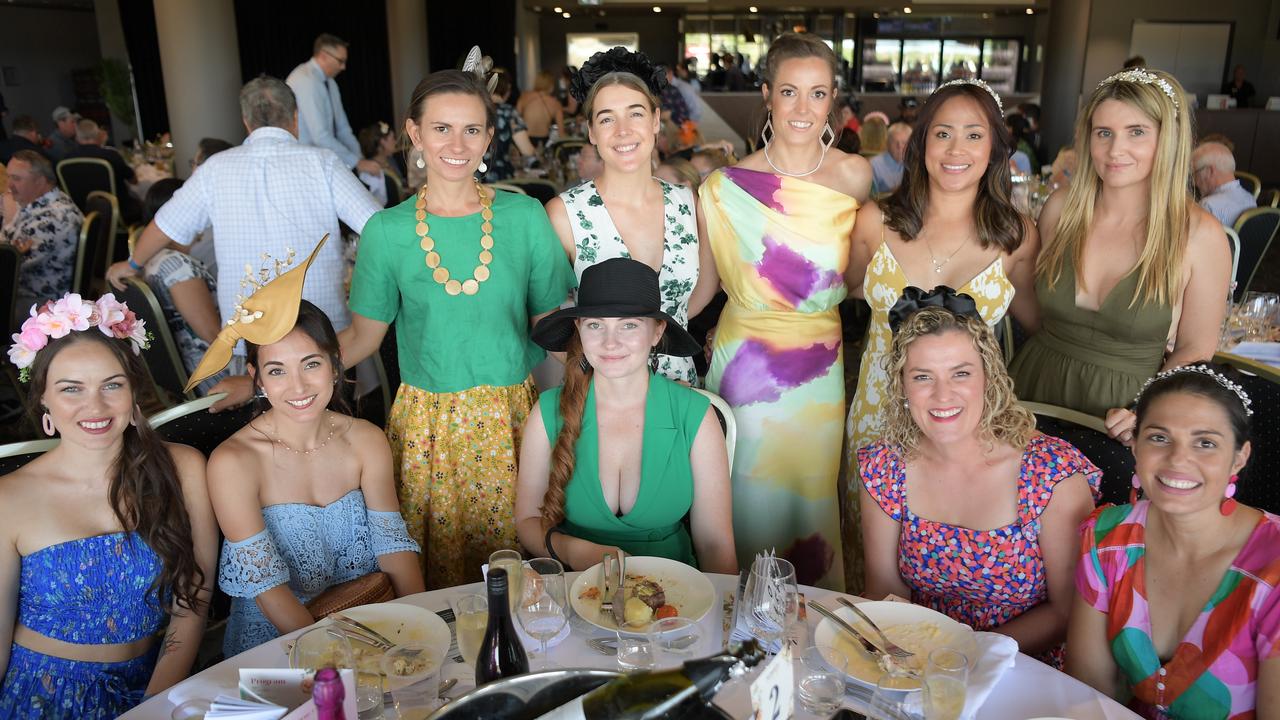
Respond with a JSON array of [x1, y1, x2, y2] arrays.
[[124, 550, 1140, 720]]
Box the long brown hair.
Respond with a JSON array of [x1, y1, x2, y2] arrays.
[[541, 335, 591, 527], [881, 83, 1024, 254], [27, 331, 205, 612], [245, 300, 351, 417]]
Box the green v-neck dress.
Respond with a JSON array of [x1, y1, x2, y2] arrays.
[[540, 375, 710, 567], [1010, 253, 1173, 417]]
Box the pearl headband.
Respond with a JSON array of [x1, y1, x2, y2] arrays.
[[1133, 364, 1253, 417], [1098, 68, 1180, 116], [935, 78, 1003, 114]]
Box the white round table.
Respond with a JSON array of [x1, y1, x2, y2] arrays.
[[123, 572, 1140, 719]]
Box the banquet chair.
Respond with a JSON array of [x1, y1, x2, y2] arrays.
[[1214, 351, 1280, 514], [72, 209, 113, 297], [56, 157, 116, 212], [693, 388, 737, 468], [118, 276, 194, 406], [1232, 208, 1280, 301], [503, 177, 559, 205], [85, 190, 121, 280], [1236, 171, 1262, 200], [488, 182, 528, 196], [148, 392, 227, 429], [0, 244, 20, 336], [1226, 227, 1241, 300], [1020, 400, 1132, 505], [551, 140, 587, 169], [1260, 188, 1280, 209], [154, 403, 253, 457], [0, 438, 59, 475]]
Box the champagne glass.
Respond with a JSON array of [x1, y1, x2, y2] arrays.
[[744, 556, 798, 651], [518, 558, 570, 669], [450, 593, 488, 667], [488, 549, 525, 612], [923, 648, 968, 720], [867, 671, 922, 720]]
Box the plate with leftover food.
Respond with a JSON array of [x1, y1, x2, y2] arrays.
[[570, 556, 716, 634], [813, 599, 977, 690]]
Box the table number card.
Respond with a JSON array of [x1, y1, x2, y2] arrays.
[[749, 645, 794, 720]]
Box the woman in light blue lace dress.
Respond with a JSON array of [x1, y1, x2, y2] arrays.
[[208, 301, 424, 656]]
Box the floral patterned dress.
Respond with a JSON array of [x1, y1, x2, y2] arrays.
[[859, 434, 1101, 667], [1077, 503, 1280, 719], [561, 178, 700, 385]]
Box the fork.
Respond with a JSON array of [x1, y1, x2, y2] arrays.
[[330, 615, 395, 650], [587, 637, 617, 656], [836, 597, 914, 658]]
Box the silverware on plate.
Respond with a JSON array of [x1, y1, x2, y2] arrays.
[[835, 597, 914, 658], [331, 613, 397, 649]]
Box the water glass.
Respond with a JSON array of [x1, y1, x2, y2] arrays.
[[450, 593, 488, 667], [796, 644, 848, 716], [866, 671, 921, 720], [647, 616, 706, 669], [518, 558, 570, 669], [289, 626, 355, 672], [380, 643, 443, 719], [488, 549, 525, 612], [744, 556, 799, 650], [615, 631, 655, 671], [923, 648, 969, 720]]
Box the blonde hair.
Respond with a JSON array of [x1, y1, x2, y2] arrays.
[[1037, 68, 1193, 307], [859, 116, 888, 154], [534, 71, 555, 93], [881, 308, 1035, 456]]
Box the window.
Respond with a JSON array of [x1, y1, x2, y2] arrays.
[[567, 33, 639, 69], [901, 39, 940, 95]]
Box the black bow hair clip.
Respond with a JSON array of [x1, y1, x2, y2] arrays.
[[569, 47, 668, 105], [887, 286, 982, 333]]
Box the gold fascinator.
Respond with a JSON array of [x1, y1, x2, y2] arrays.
[[184, 234, 328, 392]]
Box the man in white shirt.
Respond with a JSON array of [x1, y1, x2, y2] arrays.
[[1193, 141, 1256, 229], [870, 122, 912, 195], [106, 75, 382, 410], [286, 33, 380, 176]]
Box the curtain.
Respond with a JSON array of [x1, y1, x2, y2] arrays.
[[116, 0, 169, 138]]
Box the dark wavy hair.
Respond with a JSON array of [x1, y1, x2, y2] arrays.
[[881, 82, 1024, 254], [245, 300, 351, 417], [1135, 363, 1251, 451], [26, 331, 205, 612]]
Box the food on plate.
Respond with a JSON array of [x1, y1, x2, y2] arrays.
[[389, 654, 435, 677], [831, 620, 954, 686], [633, 578, 666, 610], [624, 597, 654, 626], [654, 604, 679, 620], [579, 586, 601, 601]]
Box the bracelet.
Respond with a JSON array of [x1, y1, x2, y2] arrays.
[[544, 526, 565, 566], [127, 257, 143, 271]]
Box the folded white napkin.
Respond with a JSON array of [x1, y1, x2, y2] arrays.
[[960, 631, 1019, 720]]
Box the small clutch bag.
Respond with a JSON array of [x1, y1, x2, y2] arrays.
[[305, 572, 394, 619]]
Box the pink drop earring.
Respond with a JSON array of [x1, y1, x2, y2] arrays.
[[1129, 473, 1142, 505], [1221, 474, 1239, 516], [42, 412, 55, 437]]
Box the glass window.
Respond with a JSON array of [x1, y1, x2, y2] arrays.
[[683, 16, 711, 70], [861, 38, 900, 92], [942, 40, 980, 83], [567, 33, 639, 70], [901, 39, 939, 95], [981, 39, 1020, 95]]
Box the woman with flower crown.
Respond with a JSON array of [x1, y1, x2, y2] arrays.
[[1010, 69, 1230, 444], [841, 75, 1041, 592], [0, 294, 218, 718], [340, 54, 574, 589], [1068, 363, 1280, 719]]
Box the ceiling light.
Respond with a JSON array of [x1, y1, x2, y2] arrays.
[[1026, 7, 1034, 13], [981, 12, 990, 18], [562, 11, 571, 17], [749, 5, 758, 12], [903, 6, 912, 13], [653, 5, 662, 11], [873, 12, 880, 18], [551, 6, 559, 11]]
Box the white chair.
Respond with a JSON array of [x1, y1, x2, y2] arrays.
[[0, 438, 59, 475], [1019, 400, 1107, 434], [693, 388, 737, 468], [148, 392, 227, 429], [1226, 226, 1241, 300]]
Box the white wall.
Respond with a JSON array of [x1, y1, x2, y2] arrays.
[[0, 6, 102, 136]]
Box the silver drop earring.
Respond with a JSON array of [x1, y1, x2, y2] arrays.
[[415, 155, 426, 169], [477, 160, 488, 175]]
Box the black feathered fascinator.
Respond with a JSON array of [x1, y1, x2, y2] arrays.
[[569, 47, 668, 104], [887, 286, 982, 333]]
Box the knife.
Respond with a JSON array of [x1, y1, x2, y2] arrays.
[[610, 552, 628, 628], [599, 551, 617, 619]]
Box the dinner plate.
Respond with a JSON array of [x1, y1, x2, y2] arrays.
[[335, 602, 451, 672], [569, 556, 715, 635], [813, 599, 977, 691]]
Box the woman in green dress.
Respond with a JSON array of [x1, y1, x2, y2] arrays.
[[340, 61, 574, 589], [514, 258, 737, 572]]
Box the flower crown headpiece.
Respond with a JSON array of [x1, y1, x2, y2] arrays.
[[935, 78, 1003, 114], [569, 46, 667, 105], [1098, 68, 1179, 115], [7, 293, 150, 382], [1133, 363, 1252, 416]]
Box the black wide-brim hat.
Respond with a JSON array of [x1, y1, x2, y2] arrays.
[[532, 257, 702, 357]]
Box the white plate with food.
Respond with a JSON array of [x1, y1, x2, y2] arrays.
[[813, 599, 978, 690], [327, 602, 451, 673], [570, 556, 715, 635]]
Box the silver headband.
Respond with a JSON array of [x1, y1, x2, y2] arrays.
[[1097, 68, 1179, 115], [1133, 364, 1253, 417], [934, 78, 1003, 114]]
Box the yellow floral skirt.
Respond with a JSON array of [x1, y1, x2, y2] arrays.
[[386, 378, 537, 590]]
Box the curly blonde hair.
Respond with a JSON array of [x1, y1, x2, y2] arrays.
[[880, 307, 1035, 455]]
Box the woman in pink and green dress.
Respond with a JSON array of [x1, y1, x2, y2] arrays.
[[1068, 363, 1280, 719]]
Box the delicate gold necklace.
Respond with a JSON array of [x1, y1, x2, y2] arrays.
[[272, 417, 337, 456], [923, 230, 971, 274], [416, 179, 494, 296]]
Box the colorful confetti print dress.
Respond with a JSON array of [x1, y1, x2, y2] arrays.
[[1077, 502, 1280, 719], [859, 435, 1101, 667], [699, 167, 855, 590]]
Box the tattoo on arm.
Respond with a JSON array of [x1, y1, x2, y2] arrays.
[[161, 629, 180, 657]]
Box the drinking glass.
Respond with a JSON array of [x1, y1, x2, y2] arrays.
[[615, 631, 655, 672], [289, 626, 355, 672], [867, 671, 922, 720], [744, 556, 798, 651], [518, 558, 570, 669], [380, 643, 443, 719], [1239, 292, 1279, 341], [923, 648, 968, 720], [450, 593, 488, 667], [488, 549, 525, 612], [796, 643, 848, 716], [647, 616, 706, 670]]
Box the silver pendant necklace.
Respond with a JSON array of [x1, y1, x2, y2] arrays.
[[923, 232, 968, 274], [763, 144, 826, 178]]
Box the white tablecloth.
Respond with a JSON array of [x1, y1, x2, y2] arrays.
[[122, 573, 1140, 719]]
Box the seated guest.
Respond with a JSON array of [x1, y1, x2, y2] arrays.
[[1, 150, 83, 324], [484, 71, 537, 183], [1193, 141, 1255, 228], [192, 137, 234, 170], [574, 142, 604, 183], [860, 290, 1099, 665], [139, 179, 223, 394], [895, 96, 920, 125], [356, 122, 404, 207], [689, 145, 730, 181], [870, 121, 911, 194], [655, 156, 701, 192], [516, 71, 564, 148], [198, 239, 423, 656], [0, 293, 217, 716], [46, 106, 78, 162], [0, 115, 49, 164], [1048, 147, 1077, 191], [1221, 64, 1256, 109], [515, 259, 737, 573], [1006, 113, 1036, 175], [1068, 363, 1280, 719], [859, 112, 889, 154], [67, 118, 141, 222]]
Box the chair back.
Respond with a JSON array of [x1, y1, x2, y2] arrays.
[[1214, 351, 1280, 514], [118, 275, 193, 405], [1234, 208, 1280, 300], [503, 178, 559, 205], [1226, 226, 1241, 300], [56, 157, 116, 211], [154, 403, 253, 457], [0, 438, 59, 476], [1260, 188, 1280, 209], [693, 388, 737, 468], [72, 211, 103, 296], [85, 190, 120, 282], [0, 244, 20, 335], [551, 140, 587, 168], [1020, 400, 1132, 505], [488, 182, 528, 196], [1236, 171, 1262, 200], [148, 393, 227, 428]]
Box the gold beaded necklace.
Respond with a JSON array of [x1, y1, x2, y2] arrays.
[[415, 179, 495, 296]]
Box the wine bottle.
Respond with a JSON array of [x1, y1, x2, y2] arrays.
[[475, 567, 530, 686], [534, 639, 766, 720], [312, 666, 347, 720]]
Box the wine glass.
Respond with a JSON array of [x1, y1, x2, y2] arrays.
[[923, 648, 968, 720], [744, 556, 798, 652], [450, 593, 488, 667], [518, 557, 570, 669]]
